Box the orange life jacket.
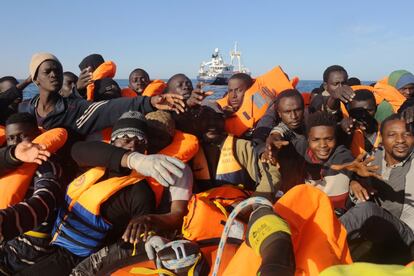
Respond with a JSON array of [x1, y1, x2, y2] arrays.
[[340, 85, 384, 118], [143, 80, 167, 97], [98, 129, 198, 204], [0, 128, 68, 209], [0, 125, 5, 146], [121, 80, 167, 98], [120, 87, 137, 98], [157, 130, 199, 163], [97, 128, 199, 162], [350, 129, 381, 158], [51, 167, 161, 257], [146, 131, 199, 204], [338, 85, 382, 157], [374, 78, 406, 112], [86, 61, 117, 101], [182, 185, 250, 242], [217, 66, 293, 137], [224, 184, 352, 276]]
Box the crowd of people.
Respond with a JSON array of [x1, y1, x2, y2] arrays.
[[0, 52, 414, 275]]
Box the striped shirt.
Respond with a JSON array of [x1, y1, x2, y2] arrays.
[[0, 158, 63, 274]]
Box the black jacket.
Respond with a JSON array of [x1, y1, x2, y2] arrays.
[[0, 86, 22, 124], [0, 145, 22, 176], [18, 93, 154, 136], [18, 93, 154, 182]]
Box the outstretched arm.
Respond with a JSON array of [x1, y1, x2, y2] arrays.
[[72, 141, 185, 187]]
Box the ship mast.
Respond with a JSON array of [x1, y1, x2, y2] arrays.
[[230, 42, 242, 72]]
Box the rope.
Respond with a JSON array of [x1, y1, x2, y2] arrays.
[[211, 196, 273, 276]]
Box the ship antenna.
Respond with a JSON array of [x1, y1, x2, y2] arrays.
[[230, 41, 242, 72]]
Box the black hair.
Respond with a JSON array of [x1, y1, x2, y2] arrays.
[[323, 65, 348, 82], [305, 111, 337, 134], [63, 71, 78, 82], [129, 68, 150, 81], [79, 54, 105, 71], [0, 76, 18, 85], [6, 112, 37, 128], [94, 78, 121, 101], [229, 73, 253, 88], [167, 73, 188, 83], [380, 113, 404, 135], [311, 87, 322, 95], [347, 77, 361, 86], [275, 89, 304, 109], [167, 73, 189, 86], [352, 89, 376, 103]]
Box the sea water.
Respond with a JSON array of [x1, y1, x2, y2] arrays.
[[21, 79, 371, 100]]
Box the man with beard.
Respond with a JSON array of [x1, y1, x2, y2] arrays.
[[339, 114, 414, 263]]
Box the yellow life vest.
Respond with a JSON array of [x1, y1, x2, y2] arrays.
[[191, 135, 255, 191]]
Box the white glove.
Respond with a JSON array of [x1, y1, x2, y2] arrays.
[[144, 235, 170, 260], [127, 152, 185, 187]]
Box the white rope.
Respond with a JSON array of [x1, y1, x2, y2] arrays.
[[211, 196, 273, 276]]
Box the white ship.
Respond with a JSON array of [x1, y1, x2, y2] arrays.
[[197, 43, 250, 85]]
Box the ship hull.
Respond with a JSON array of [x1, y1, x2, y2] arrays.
[[197, 76, 229, 85]]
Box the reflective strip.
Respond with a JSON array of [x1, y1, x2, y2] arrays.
[[213, 200, 228, 218], [76, 101, 108, 128], [24, 230, 49, 239], [248, 214, 291, 255], [252, 92, 266, 109], [130, 267, 176, 276]]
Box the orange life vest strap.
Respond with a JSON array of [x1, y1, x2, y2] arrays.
[[290, 76, 300, 88]]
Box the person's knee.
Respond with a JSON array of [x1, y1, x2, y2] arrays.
[[354, 201, 384, 217]]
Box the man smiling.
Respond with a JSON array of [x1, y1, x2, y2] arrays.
[[270, 111, 354, 208], [340, 114, 414, 263]]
